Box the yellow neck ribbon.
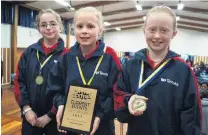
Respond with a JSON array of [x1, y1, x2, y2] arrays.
[[76, 46, 106, 86], [137, 58, 171, 94], [36, 50, 55, 71]]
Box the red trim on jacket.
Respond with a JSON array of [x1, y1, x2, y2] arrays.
[[51, 105, 57, 114], [61, 48, 70, 56], [14, 53, 23, 104], [105, 47, 122, 71], [113, 82, 131, 111]]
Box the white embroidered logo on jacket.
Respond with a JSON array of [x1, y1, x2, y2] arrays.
[[161, 78, 179, 86], [96, 71, 108, 77]]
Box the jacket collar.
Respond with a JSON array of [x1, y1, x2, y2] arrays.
[[134, 48, 180, 64], [70, 39, 106, 59], [31, 38, 65, 54]]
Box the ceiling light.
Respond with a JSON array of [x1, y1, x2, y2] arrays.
[[135, 4, 142, 11], [54, 0, 70, 7], [70, 7, 75, 11], [143, 16, 146, 21], [176, 16, 180, 21], [104, 22, 111, 26], [177, 3, 184, 10], [115, 27, 121, 31]]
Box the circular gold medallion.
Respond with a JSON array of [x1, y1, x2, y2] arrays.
[[132, 98, 147, 112], [35, 75, 44, 85]]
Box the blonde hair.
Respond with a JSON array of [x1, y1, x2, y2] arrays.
[[144, 6, 177, 30], [74, 6, 104, 30], [36, 8, 64, 31]]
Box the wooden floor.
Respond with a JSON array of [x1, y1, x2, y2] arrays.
[[1, 88, 127, 135], [1, 88, 22, 135]]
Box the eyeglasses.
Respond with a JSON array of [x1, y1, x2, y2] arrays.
[[39, 23, 58, 29]]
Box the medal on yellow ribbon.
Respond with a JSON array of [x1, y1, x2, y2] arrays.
[[133, 58, 171, 112], [35, 75, 44, 85], [132, 97, 147, 112], [36, 50, 55, 85]]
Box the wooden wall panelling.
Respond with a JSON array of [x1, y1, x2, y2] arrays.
[[3, 48, 7, 84], [1, 48, 11, 84], [194, 56, 208, 65], [11, 5, 18, 73], [66, 24, 71, 48], [1, 48, 4, 84], [7, 48, 11, 83]]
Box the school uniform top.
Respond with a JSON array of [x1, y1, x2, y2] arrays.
[[113, 48, 202, 135], [14, 38, 67, 118], [47, 39, 121, 123]]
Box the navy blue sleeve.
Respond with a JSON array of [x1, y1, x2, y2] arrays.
[[14, 49, 30, 108], [47, 53, 68, 110], [180, 68, 202, 135], [95, 48, 121, 121], [96, 53, 121, 121], [46, 49, 69, 118], [113, 61, 133, 123]]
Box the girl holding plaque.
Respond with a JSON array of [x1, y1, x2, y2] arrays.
[[113, 6, 202, 135], [14, 9, 68, 135], [47, 7, 121, 135]]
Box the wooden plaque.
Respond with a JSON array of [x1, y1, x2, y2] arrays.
[[60, 85, 97, 134]]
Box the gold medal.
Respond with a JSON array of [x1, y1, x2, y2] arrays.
[[36, 50, 55, 85], [35, 75, 44, 85], [132, 98, 147, 112]]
